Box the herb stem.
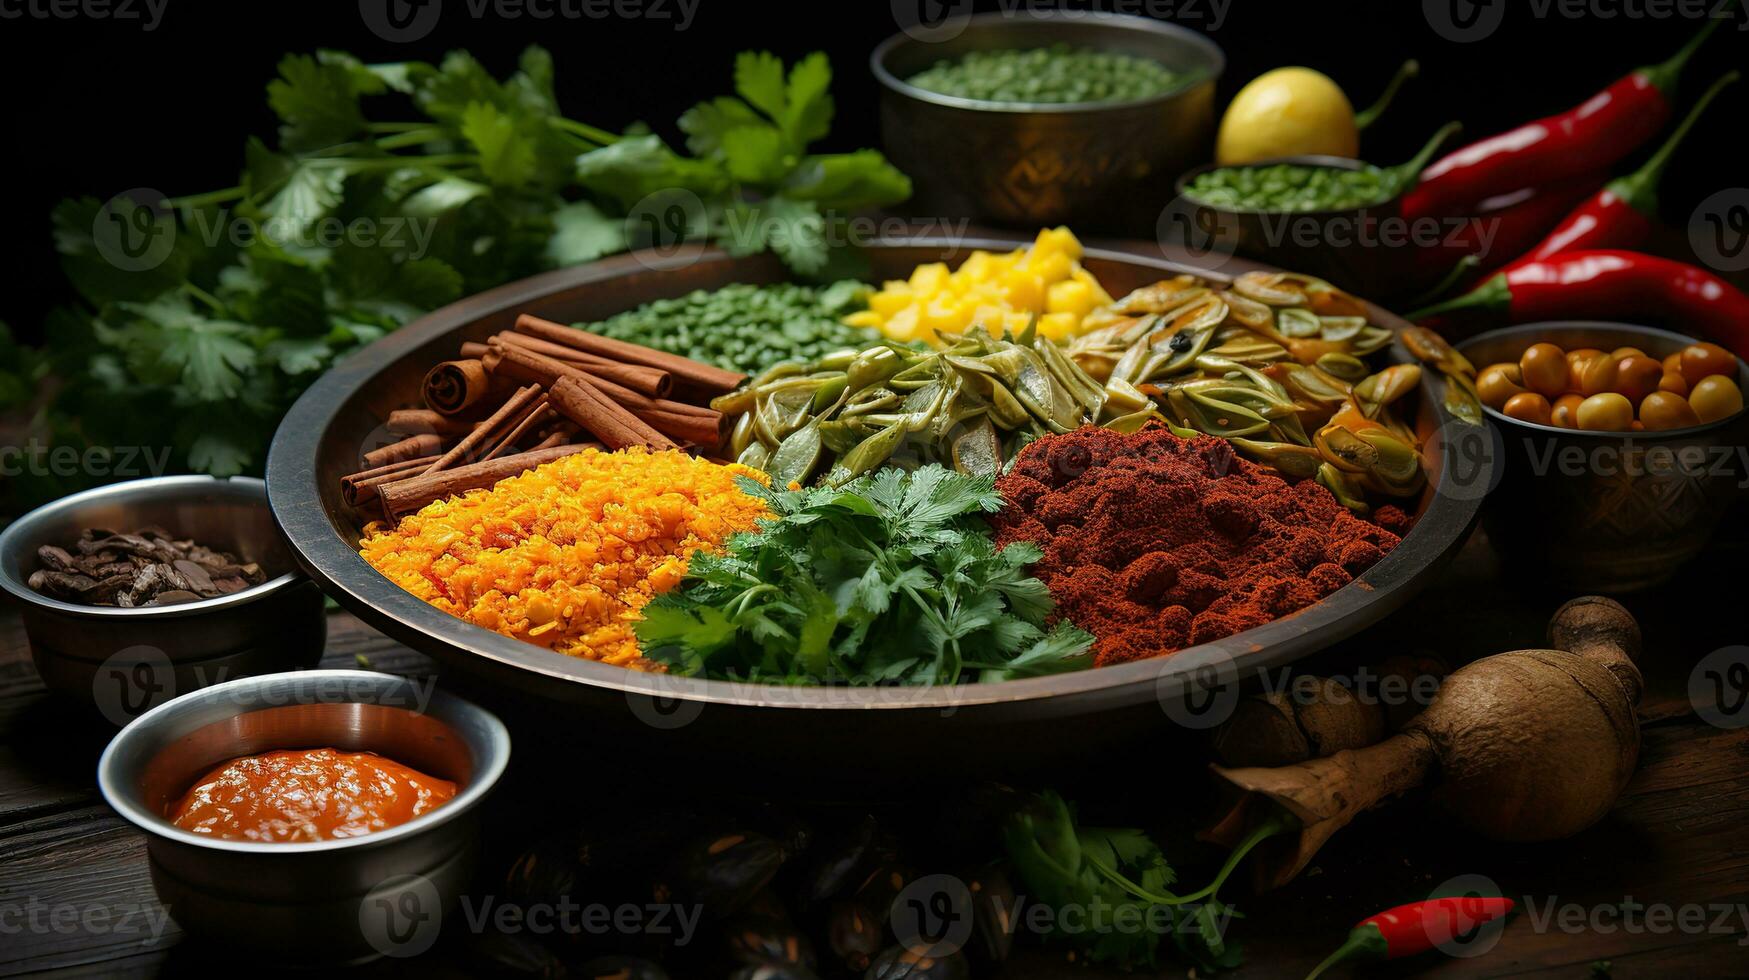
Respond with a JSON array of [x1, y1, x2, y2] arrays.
[[373, 127, 450, 151], [1087, 811, 1293, 906], [548, 116, 618, 146], [166, 187, 245, 210]]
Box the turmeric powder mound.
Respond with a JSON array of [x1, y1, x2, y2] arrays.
[[359, 447, 769, 668]]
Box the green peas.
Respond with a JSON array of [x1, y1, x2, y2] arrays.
[[577, 281, 877, 374], [1184, 163, 1398, 213], [906, 44, 1185, 105]]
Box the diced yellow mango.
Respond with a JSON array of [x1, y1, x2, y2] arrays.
[[1003, 311, 1034, 335], [1037, 312, 1078, 340], [869, 286, 914, 317], [1035, 226, 1083, 261], [958, 251, 999, 283], [1002, 270, 1047, 311], [909, 262, 950, 293], [843, 310, 883, 329], [884, 306, 921, 342], [1026, 250, 1072, 285], [1047, 280, 1095, 318], [922, 298, 965, 337]]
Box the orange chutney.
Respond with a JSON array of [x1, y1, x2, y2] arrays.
[[168, 748, 457, 842]]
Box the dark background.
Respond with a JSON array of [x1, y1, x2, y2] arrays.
[[4, 0, 1743, 341]]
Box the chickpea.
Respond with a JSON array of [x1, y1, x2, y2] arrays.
[[1565, 348, 1603, 391], [1610, 346, 1647, 361], [1638, 391, 1700, 431], [1550, 393, 1586, 428], [1662, 350, 1684, 375], [1689, 375, 1745, 424], [1658, 371, 1689, 397], [1477, 363, 1529, 409], [1575, 353, 1619, 397], [1503, 392, 1553, 426], [1679, 343, 1738, 387], [1575, 392, 1634, 432], [1520, 343, 1570, 398], [1613, 355, 1664, 404]]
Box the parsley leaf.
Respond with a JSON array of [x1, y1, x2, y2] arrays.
[[637, 465, 1092, 685]]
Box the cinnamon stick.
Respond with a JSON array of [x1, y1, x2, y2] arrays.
[[640, 408, 726, 449], [342, 454, 441, 507], [423, 384, 544, 474], [379, 445, 591, 519], [387, 409, 477, 437], [549, 376, 675, 451], [459, 341, 492, 359], [423, 359, 494, 417], [362, 433, 446, 469], [514, 314, 745, 396], [491, 332, 673, 398], [482, 399, 552, 461]]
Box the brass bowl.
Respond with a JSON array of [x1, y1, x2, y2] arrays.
[[263, 239, 1490, 767], [1458, 322, 1749, 592], [97, 669, 511, 964], [872, 11, 1223, 234]]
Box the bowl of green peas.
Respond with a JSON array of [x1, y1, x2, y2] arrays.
[[872, 10, 1223, 233], [1172, 123, 1460, 299]]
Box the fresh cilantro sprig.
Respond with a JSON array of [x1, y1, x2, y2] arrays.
[[577, 50, 912, 275], [20, 46, 909, 514], [1003, 791, 1252, 973], [636, 466, 1092, 686]]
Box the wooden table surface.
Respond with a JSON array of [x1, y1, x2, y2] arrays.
[[2, 518, 1746, 979]]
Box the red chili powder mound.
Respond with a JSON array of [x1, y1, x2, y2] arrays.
[[988, 425, 1403, 667]]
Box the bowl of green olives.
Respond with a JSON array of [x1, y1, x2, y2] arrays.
[[1457, 322, 1749, 592]]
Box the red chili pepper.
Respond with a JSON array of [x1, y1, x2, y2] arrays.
[[1410, 250, 1749, 359], [1510, 70, 1738, 266], [1415, 173, 1607, 282], [1305, 896, 1516, 979], [1401, 15, 1721, 221]]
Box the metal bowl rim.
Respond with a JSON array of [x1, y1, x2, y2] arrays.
[[96, 669, 510, 855], [1457, 320, 1749, 439], [870, 10, 1225, 115], [266, 237, 1486, 712], [0, 475, 305, 618]]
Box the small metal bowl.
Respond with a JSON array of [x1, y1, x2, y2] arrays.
[[872, 11, 1224, 234], [1174, 155, 1410, 301], [0, 475, 326, 723], [97, 669, 510, 965], [1457, 322, 1749, 592]]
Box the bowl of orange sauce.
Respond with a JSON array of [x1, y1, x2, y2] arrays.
[[97, 669, 509, 964]]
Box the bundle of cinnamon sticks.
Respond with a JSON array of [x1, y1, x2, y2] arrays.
[[340, 315, 747, 520]]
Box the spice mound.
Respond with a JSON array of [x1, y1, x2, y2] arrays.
[[169, 748, 456, 842], [359, 447, 770, 667], [28, 526, 267, 607], [988, 425, 1401, 666]]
